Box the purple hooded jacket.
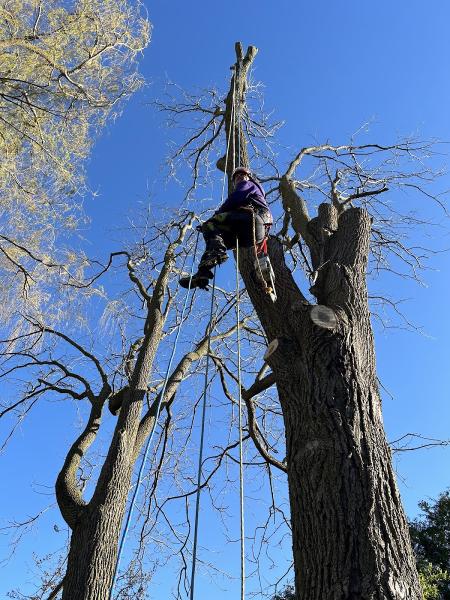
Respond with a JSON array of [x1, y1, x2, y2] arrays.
[[216, 179, 271, 219]]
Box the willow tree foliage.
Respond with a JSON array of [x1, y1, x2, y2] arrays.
[[0, 0, 149, 321]]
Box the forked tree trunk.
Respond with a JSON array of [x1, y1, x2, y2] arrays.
[[57, 243, 180, 599], [57, 230, 209, 599], [239, 207, 422, 599], [60, 388, 146, 600]]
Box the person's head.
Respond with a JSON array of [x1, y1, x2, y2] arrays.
[[232, 167, 251, 187]]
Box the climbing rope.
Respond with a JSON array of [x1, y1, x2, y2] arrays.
[[236, 237, 246, 600], [189, 267, 217, 600], [111, 59, 251, 600], [232, 66, 237, 174], [221, 67, 236, 203], [109, 230, 201, 600], [236, 60, 242, 170], [234, 61, 247, 600], [189, 63, 245, 600]]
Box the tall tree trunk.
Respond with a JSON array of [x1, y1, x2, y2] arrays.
[[278, 331, 420, 600], [238, 208, 422, 598], [62, 501, 127, 600], [59, 243, 177, 599], [224, 46, 422, 594]]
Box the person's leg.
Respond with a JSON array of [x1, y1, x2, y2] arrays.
[[179, 212, 265, 290], [197, 215, 230, 270], [179, 216, 229, 290]]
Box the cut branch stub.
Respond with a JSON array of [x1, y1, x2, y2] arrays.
[[264, 338, 279, 361], [310, 305, 338, 330]]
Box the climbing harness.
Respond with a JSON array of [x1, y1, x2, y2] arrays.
[[109, 231, 201, 600], [252, 211, 277, 302]]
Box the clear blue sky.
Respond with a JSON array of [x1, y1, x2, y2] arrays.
[[2, 1, 450, 598]]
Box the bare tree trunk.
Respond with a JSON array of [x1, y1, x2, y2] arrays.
[[278, 338, 420, 600], [238, 215, 422, 599], [57, 234, 188, 599], [62, 500, 127, 600], [60, 385, 148, 600]]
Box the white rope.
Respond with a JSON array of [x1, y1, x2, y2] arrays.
[[235, 237, 246, 600], [236, 61, 242, 169], [232, 66, 237, 174], [189, 65, 239, 599], [189, 268, 217, 600], [221, 67, 236, 203]]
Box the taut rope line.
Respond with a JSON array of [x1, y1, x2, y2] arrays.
[[236, 237, 246, 600], [109, 230, 201, 600]]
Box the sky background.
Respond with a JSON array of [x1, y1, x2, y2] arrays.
[[2, 1, 450, 598]]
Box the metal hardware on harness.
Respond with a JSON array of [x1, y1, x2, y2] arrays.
[[255, 254, 277, 302]]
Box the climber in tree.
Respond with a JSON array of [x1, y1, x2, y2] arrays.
[[180, 167, 272, 290]]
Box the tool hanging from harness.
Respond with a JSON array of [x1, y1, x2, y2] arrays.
[[248, 203, 276, 302], [256, 254, 276, 301]]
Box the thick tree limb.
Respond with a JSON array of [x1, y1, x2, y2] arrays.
[[90, 215, 193, 507], [133, 321, 241, 457], [279, 175, 315, 251], [55, 403, 102, 529], [45, 578, 65, 600], [242, 372, 276, 402]]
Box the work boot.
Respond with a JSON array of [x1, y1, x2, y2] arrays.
[[200, 236, 228, 269], [179, 268, 213, 290], [199, 249, 228, 269]]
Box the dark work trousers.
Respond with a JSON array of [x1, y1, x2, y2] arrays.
[[198, 209, 267, 274]]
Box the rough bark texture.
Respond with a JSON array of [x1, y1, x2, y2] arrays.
[[61, 389, 151, 600], [238, 213, 422, 599], [230, 44, 422, 600]]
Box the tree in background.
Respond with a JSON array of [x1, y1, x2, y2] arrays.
[[410, 489, 450, 599], [0, 0, 149, 323]]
